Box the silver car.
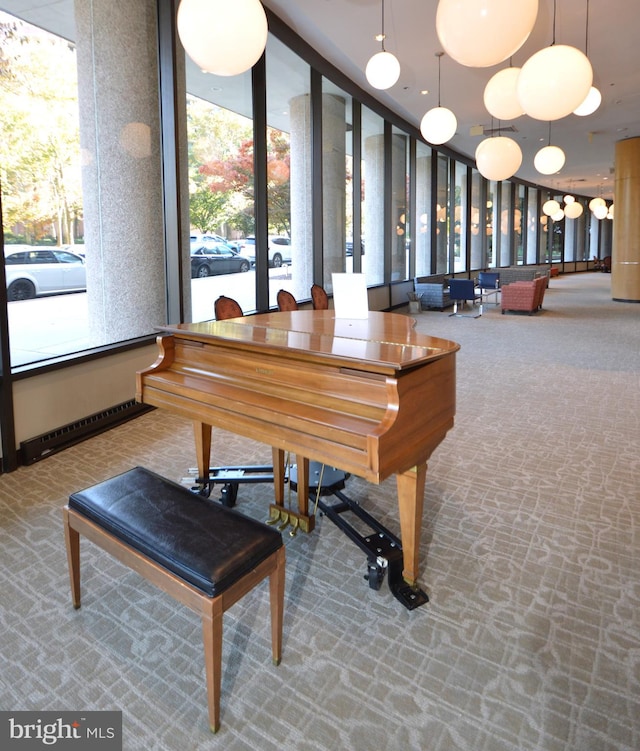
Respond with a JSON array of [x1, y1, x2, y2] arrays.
[[4, 247, 87, 301]]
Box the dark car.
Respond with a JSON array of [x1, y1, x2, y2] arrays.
[[345, 240, 365, 256], [190, 243, 251, 278]]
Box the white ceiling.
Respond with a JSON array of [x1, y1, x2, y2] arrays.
[[3, 0, 639, 202]]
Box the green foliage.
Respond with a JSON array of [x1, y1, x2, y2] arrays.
[[186, 94, 292, 238], [0, 13, 82, 245]]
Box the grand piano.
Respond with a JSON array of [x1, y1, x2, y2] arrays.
[[136, 310, 459, 594]]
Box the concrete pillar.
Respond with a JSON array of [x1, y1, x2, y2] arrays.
[[75, 0, 167, 343], [612, 137, 640, 302]]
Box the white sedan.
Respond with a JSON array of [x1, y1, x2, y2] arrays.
[[4, 246, 87, 301]]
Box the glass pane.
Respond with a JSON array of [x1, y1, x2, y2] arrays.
[[391, 126, 408, 281], [470, 169, 483, 270], [361, 106, 385, 286], [322, 79, 351, 289], [266, 36, 310, 307], [453, 161, 467, 272], [415, 141, 432, 276], [184, 70, 255, 317], [526, 188, 538, 264], [435, 155, 449, 274], [499, 182, 512, 266]]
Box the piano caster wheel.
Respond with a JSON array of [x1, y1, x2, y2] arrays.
[[365, 560, 386, 590], [219, 482, 238, 507]]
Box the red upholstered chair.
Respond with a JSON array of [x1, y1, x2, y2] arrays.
[[277, 289, 298, 311], [500, 277, 546, 315], [310, 284, 329, 310], [214, 295, 243, 320]]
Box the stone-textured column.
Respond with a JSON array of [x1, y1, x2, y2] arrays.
[[612, 137, 640, 302], [75, 0, 167, 343], [364, 134, 385, 285]]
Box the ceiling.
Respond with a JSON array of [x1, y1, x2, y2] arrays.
[[3, 0, 639, 202], [261, 0, 640, 202]]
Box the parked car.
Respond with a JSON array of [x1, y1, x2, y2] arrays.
[[4, 246, 87, 301], [345, 240, 365, 256], [190, 243, 251, 278], [239, 236, 292, 268], [190, 233, 240, 251]]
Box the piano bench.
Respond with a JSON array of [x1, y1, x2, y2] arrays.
[[63, 466, 285, 733]]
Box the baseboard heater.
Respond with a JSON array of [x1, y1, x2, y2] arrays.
[[20, 400, 153, 465]]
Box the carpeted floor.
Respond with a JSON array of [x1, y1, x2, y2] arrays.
[[1, 272, 638, 750]]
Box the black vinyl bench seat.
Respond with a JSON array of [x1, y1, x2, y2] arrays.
[[63, 466, 285, 733]]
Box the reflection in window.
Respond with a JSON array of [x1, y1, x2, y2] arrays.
[[453, 161, 467, 273], [415, 142, 432, 276], [391, 127, 408, 281], [435, 155, 449, 274], [470, 169, 483, 269]]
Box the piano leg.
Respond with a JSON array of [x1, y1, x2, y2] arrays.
[[396, 463, 427, 586], [193, 421, 212, 484], [294, 456, 310, 517], [271, 447, 285, 506]]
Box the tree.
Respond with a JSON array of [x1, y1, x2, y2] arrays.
[[0, 13, 82, 245]]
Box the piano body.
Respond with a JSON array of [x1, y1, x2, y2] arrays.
[[136, 310, 459, 586]]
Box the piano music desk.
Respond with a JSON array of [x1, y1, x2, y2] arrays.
[[136, 311, 459, 587]]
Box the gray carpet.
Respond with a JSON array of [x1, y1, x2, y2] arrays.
[[1, 272, 638, 750]]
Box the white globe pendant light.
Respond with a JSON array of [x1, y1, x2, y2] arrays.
[[589, 197, 605, 211], [420, 52, 457, 145], [420, 107, 457, 145], [593, 204, 608, 219], [366, 50, 401, 90], [475, 136, 522, 181], [483, 67, 524, 120], [534, 145, 566, 175], [517, 45, 593, 120], [177, 0, 268, 76], [436, 0, 538, 68], [573, 86, 602, 116], [552, 209, 565, 221], [543, 199, 560, 216], [365, 0, 400, 90], [564, 201, 584, 219]]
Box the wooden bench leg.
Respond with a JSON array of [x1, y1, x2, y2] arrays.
[[63, 507, 81, 609], [270, 547, 286, 666], [201, 600, 224, 733]]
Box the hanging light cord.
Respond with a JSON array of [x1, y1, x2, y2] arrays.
[[436, 51, 444, 107], [585, 0, 590, 55], [552, 0, 557, 45], [380, 0, 386, 52]]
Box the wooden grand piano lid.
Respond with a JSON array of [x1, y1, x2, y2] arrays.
[[156, 311, 460, 375]]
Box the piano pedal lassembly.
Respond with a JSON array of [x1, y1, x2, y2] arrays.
[[290, 462, 429, 611], [182, 465, 275, 506]]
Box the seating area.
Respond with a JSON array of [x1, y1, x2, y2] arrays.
[[500, 276, 547, 315]]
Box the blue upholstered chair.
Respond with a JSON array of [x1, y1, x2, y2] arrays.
[[448, 279, 482, 317], [476, 271, 501, 306]]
